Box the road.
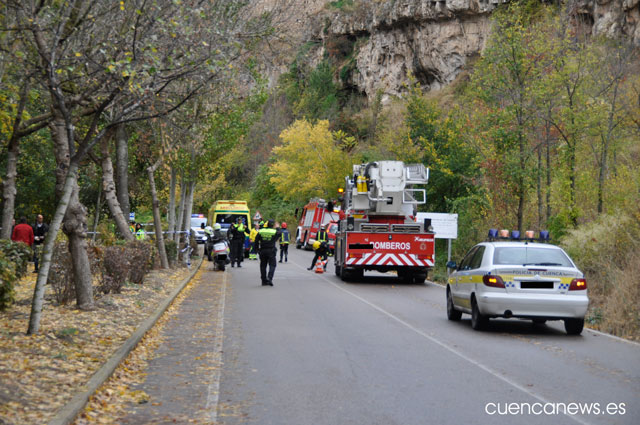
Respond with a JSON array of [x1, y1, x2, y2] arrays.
[[213, 247, 639, 425]]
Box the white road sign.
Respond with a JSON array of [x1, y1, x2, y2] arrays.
[[416, 212, 458, 239]]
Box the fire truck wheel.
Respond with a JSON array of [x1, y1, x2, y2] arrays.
[[334, 263, 342, 278], [413, 273, 427, 284]]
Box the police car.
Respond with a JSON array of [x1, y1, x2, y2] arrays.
[[446, 230, 589, 335]]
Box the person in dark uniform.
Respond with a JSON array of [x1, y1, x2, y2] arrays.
[[308, 240, 329, 271], [32, 214, 49, 273], [255, 219, 280, 286], [278, 222, 290, 263], [229, 218, 249, 267]]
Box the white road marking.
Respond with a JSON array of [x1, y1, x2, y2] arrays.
[[292, 261, 593, 425], [205, 270, 227, 423]]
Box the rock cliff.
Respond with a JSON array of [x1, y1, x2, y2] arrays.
[[294, 0, 640, 102]]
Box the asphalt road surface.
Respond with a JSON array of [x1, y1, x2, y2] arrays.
[[192, 247, 640, 424]]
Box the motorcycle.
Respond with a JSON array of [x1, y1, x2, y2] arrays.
[[207, 234, 230, 271]]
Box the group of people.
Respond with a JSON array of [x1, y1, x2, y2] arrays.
[[226, 217, 331, 286], [10, 214, 49, 273], [129, 222, 146, 240], [226, 218, 292, 286]]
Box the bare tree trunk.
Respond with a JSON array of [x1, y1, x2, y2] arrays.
[[28, 161, 79, 334], [1, 81, 30, 240], [115, 123, 130, 220], [175, 175, 187, 245], [101, 138, 134, 240], [92, 184, 102, 242], [168, 167, 177, 236], [50, 115, 94, 310], [537, 147, 542, 230], [183, 179, 195, 234], [64, 191, 93, 309], [0, 143, 19, 240], [147, 166, 169, 268]]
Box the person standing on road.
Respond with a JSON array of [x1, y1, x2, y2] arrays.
[[316, 224, 328, 245], [279, 222, 290, 263], [249, 222, 259, 260], [32, 214, 48, 273], [229, 218, 249, 268], [255, 219, 280, 286]]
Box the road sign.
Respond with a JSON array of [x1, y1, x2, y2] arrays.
[[129, 212, 135, 221], [254, 211, 261, 221], [416, 212, 458, 239]]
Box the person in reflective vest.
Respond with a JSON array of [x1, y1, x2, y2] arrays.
[[135, 223, 145, 241], [316, 225, 328, 244], [249, 223, 259, 260], [308, 240, 328, 271], [255, 219, 280, 286], [229, 218, 249, 267], [279, 222, 290, 263]]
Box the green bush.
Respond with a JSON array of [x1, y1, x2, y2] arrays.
[[0, 240, 32, 279], [0, 250, 17, 311]]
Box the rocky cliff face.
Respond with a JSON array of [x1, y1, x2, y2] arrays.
[[300, 0, 639, 102]]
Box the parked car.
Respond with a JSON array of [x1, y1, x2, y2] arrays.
[[190, 214, 208, 244], [446, 237, 588, 335]]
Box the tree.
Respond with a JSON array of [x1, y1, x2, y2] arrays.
[[3, 0, 290, 334], [466, 2, 548, 232], [270, 119, 355, 203]]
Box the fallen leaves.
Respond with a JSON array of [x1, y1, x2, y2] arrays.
[[0, 264, 193, 425]]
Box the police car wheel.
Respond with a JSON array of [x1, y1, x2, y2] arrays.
[[447, 289, 462, 321], [564, 318, 584, 335], [471, 297, 487, 330]]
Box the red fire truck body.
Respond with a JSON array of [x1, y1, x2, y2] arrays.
[[295, 198, 340, 250], [334, 161, 435, 283]]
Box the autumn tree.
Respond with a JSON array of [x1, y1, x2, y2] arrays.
[[270, 119, 355, 204], [0, 0, 291, 334]]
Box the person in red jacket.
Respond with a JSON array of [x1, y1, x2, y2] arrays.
[[11, 216, 34, 247]]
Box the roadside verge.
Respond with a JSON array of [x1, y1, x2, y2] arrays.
[[48, 257, 204, 425]]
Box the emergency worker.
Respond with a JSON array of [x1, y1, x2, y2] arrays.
[[255, 219, 280, 286], [229, 217, 249, 267], [279, 222, 290, 263], [135, 223, 146, 240], [249, 223, 259, 260], [308, 240, 329, 271], [317, 225, 328, 244]]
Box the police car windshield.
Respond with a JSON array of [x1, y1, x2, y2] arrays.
[[190, 218, 207, 228], [493, 247, 572, 267]]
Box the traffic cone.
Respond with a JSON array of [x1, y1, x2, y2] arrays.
[[314, 259, 325, 274]]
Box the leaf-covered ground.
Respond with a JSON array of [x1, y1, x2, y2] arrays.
[[0, 263, 194, 425], [75, 268, 221, 424]]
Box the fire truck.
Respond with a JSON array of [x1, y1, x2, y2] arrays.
[[295, 198, 341, 250], [334, 161, 435, 283]]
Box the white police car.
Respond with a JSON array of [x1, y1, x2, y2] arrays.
[[446, 230, 589, 335], [190, 214, 208, 244]]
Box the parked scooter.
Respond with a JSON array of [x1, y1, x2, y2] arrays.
[[206, 224, 230, 271]]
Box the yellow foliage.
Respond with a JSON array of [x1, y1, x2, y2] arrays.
[[270, 119, 354, 202]]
